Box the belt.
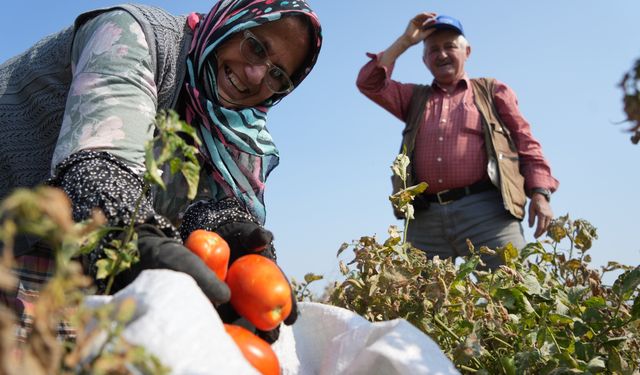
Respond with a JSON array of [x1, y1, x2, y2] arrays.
[[422, 180, 496, 205]]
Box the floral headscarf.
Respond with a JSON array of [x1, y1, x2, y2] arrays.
[[184, 0, 322, 224]]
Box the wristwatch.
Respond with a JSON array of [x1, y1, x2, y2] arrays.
[[531, 188, 551, 202]]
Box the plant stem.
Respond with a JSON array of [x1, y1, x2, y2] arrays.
[[104, 184, 149, 295], [459, 365, 478, 372], [402, 178, 409, 244], [490, 335, 514, 349]]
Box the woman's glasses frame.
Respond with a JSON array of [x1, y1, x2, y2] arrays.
[[239, 30, 294, 94]]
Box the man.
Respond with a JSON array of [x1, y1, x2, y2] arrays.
[[357, 13, 558, 268]]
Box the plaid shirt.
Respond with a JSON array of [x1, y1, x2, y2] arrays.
[[0, 251, 75, 341], [357, 52, 559, 194]]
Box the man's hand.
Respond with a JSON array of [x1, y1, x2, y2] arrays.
[[528, 194, 554, 238], [380, 12, 437, 69], [403, 12, 438, 45]]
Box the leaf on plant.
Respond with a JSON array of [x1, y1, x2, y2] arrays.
[[337, 242, 349, 257], [78, 226, 112, 255], [519, 242, 544, 259], [455, 256, 479, 282], [631, 293, 640, 320], [339, 260, 349, 276], [303, 273, 323, 284], [612, 267, 640, 300], [522, 274, 542, 295], [144, 147, 165, 190], [181, 161, 200, 200], [391, 153, 410, 181], [548, 313, 573, 326], [116, 297, 137, 323], [500, 242, 519, 264], [564, 259, 582, 271], [583, 296, 606, 309], [95, 258, 114, 280], [404, 182, 428, 196]]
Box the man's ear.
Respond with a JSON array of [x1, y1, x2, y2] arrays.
[[466, 45, 472, 58]]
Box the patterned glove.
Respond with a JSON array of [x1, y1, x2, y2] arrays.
[[110, 224, 230, 305], [180, 199, 298, 343]]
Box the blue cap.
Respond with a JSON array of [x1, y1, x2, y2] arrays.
[[429, 15, 464, 36]]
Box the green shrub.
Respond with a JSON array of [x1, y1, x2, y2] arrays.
[[327, 155, 640, 374]]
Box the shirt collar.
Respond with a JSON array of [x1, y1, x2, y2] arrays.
[[431, 75, 471, 93]]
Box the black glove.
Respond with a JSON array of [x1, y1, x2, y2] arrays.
[[214, 222, 298, 343], [111, 224, 230, 306]]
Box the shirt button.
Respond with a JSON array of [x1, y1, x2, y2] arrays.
[[438, 136, 444, 141], [438, 179, 443, 183], [436, 157, 442, 162], [440, 118, 447, 123]]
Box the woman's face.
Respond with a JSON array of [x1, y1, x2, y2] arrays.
[[213, 17, 310, 108]]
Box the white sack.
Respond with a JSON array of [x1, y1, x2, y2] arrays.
[[86, 270, 459, 375], [85, 270, 258, 375], [274, 302, 460, 375]]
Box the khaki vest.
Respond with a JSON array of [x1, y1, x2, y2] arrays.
[[391, 78, 526, 219]]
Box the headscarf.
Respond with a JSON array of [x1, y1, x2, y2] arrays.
[[184, 0, 322, 224]]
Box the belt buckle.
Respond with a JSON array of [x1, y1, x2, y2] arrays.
[[436, 189, 453, 205]]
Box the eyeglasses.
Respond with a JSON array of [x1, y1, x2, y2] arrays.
[[239, 30, 294, 94]]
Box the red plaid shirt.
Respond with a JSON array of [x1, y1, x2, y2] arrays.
[[357, 53, 559, 194]]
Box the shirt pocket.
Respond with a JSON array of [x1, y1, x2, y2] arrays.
[[460, 99, 483, 135]]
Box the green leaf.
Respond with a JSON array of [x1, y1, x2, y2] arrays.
[[78, 226, 112, 255], [500, 243, 519, 264], [566, 286, 589, 305], [605, 336, 628, 346], [572, 320, 591, 338], [583, 296, 606, 309], [519, 242, 545, 259], [404, 182, 428, 196], [391, 153, 410, 182], [500, 356, 516, 375], [455, 256, 480, 282], [303, 273, 324, 284], [95, 258, 114, 280], [339, 260, 349, 275], [144, 147, 166, 190], [337, 243, 350, 257], [522, 274, 542, 295], [116, 298, 137, 323], [181, 161, 201, 200], [586, 356, 606, 371], [548, 313, 574, 326], [631, 293, 640, 320], [564, 259, 582, 271], [612, 267, 640, 300]]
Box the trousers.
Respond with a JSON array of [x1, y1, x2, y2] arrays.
[[406, 189, 526, 270]]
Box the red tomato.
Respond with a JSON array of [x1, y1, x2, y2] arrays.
[[184, 229, 230, 281], [224, 324, 280, 375], [226, 255, 292, 331]]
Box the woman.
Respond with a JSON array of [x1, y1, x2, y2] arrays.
[[0, 0, 322, 343]]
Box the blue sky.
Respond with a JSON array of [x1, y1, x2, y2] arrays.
[[2, 1, 639, 290]]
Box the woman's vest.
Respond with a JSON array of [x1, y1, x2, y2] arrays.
[[0, 4, 192, 201], [391, 78, 527, 220]]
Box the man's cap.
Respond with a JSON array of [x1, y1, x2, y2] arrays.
[[428, 15, 464, 36]]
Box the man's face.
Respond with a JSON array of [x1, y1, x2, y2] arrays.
[[422, 29, 470, 86]]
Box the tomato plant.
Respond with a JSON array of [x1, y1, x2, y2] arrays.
[[226, 254, 292, 331], [224, 324, 280, 375], [185, 229, 230, 281]]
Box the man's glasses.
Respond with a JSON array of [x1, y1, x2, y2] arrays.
[[239, 30, 294, 94]]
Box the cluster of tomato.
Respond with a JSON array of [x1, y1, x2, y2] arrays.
[[184, 229, 291, 375]]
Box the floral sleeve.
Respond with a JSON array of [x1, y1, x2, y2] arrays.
[[51, 10, 157, 175]]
